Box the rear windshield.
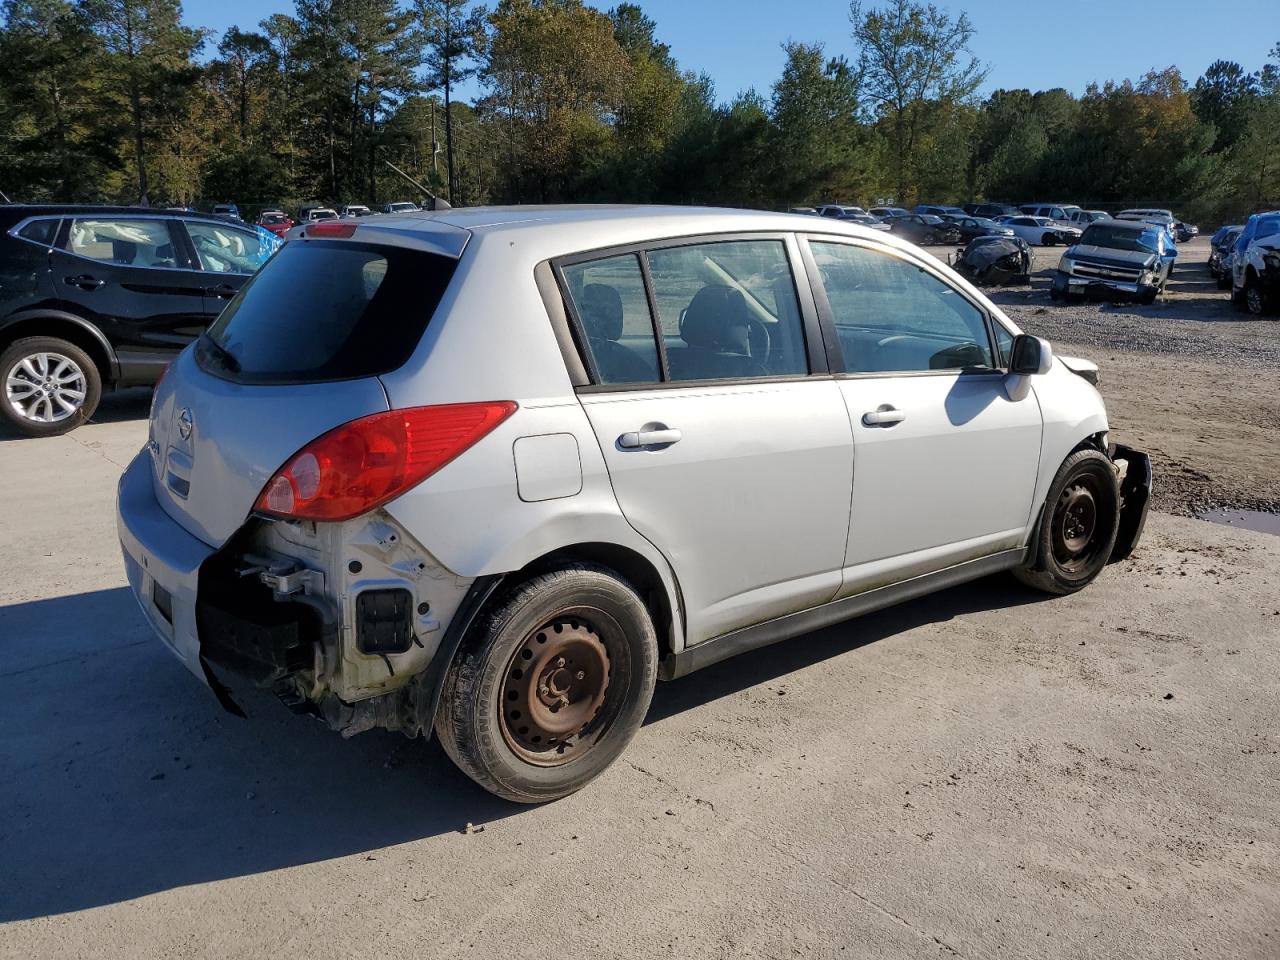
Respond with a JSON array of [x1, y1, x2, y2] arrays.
[[198, 239, 456, 384]]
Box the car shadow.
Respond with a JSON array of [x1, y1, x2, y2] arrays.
[[0, 573, 1046, 921], [0, 387, 151, 441]]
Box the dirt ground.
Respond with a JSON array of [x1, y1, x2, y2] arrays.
[[927, 236, 1280, 516]]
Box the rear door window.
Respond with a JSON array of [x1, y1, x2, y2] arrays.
[[646, 239, 808, 382], [561, 254, 659, 385], [198, 239, 456, 384], [68, 218, 178, 268]]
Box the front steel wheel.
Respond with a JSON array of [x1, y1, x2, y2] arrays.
[[436, 564, 658, 803], [1015, 449, 1121, 595]]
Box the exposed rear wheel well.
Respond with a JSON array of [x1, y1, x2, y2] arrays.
[[0, 316, 114, 385], [512, 543, 678, 663]]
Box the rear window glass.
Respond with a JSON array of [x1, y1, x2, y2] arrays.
[[198, 239, 456, 384]]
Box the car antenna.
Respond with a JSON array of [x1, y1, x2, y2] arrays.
[[0, 189, 10, 203], [383, 160, 452, 211]]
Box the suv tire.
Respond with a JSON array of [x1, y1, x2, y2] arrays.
[[435, 564, 659, 803], [0, 336, 102, 437], [1015, 449, 1120, 596], [1245, 276, 1271, 316]]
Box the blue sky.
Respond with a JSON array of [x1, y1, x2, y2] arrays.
[[188, 0, 1278, 103]]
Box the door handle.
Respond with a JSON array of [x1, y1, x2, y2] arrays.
[[64, 274, 103, 290], [618, 426, 682, 449], [862, 406, 906, 426], [205, 284, 237, 298]]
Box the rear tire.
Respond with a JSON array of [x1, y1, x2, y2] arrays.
[[0, 336, 101, 438], [1015, 449, 1120, 596], [435, 564, 659, 803], [1042, 233, 1057, 246]]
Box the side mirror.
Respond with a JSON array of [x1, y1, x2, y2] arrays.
[[1009, 334, 1054, 375]]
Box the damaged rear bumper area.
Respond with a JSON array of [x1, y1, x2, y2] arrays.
[[117, 450, 475, 738], [1109, 443, 1152, 562]]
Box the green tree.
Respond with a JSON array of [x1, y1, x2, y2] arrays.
[[770, 41, 869, 205], [0, 0, 122, 200], [414, 0, 486, 203], [481, 0, 632, 201], [849, 0, 986, 203], [80, 0, 204, 204]]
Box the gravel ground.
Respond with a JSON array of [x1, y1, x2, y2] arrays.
[[925, 237, 1280, 517]]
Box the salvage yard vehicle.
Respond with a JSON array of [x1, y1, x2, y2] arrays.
[[952, 235, 1032, 285], [1231, 210, 1280, 316], [1005, 215, 1082, 246], [116, 205, 1151, 803], [255, 210, 294, 237], [0, 205, 280, 436], [1050, 219, 1174, 304], [817, 204, 868, 219], [939, 214, 1016, 243], [1209, 225, 1243, 289], [883, 213, 961, 244], [1067, 209, 1110, 228]]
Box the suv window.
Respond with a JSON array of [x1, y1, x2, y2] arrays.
[[646, 239, 808, 382], [562, 254, 659, 385], [17, 218, 59, 246], [186, 220, 274, 274], [810, 241, 995, 374], [198, 239, 456, 384], [68, 218, 178, 268]]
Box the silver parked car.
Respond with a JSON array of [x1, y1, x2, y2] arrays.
[[117, 206, 1151, 803]]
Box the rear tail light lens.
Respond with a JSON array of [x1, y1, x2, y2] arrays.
[[306, 220, 357, 238], [255, 401, 517, 521]]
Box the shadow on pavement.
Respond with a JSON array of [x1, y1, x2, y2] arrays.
[[0, 387, 151, 441], [1, 573, 1043, 921]]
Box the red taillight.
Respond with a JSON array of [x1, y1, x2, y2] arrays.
[[306, 220, 357, 238], [254, 402, 517, 522]]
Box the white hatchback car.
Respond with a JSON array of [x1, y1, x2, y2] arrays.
[[117, 206, 1151, 802]]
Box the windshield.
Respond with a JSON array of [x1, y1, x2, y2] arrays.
[[1080, 224, 1158, 253], [200, 239, 457, 384], [260, 213, 287, 224], [311, 210, 337, 220]]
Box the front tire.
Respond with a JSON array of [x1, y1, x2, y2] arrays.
[[0, 336, 101, 437], [435, 564, 659, 803], [1015, 449, 1120, 595], [1245, 276, 1270, 316]]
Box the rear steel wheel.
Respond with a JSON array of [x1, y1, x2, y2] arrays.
[[435, 564, 658, 803], [500, 616, 612, 765]]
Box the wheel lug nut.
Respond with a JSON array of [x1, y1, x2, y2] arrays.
[[555, 657, 566, 668], [576, 670, 585, 680]]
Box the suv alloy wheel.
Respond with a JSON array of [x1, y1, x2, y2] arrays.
[[0, 336, 102, 437]]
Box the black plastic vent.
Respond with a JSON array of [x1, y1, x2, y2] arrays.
[[355, 589, 415, 654]]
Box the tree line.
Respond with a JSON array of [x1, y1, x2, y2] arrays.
[[1, 0, 1277, 224]]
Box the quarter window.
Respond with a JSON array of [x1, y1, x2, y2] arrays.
[[646, 239, 808, 382], [810, 241, 995, 374], [68, 218, 178, 268], [17, 218, 59, 246], [186, 220, 276, 274], [561, 254, 659, 385]]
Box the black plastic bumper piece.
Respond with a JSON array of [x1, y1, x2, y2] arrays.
[[1110, 443, 1152, 562]]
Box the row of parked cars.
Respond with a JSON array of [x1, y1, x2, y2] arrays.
[[1207, 212, 1280, 315], [211, 201, 427, 238], [795, 201, 1200, 251]]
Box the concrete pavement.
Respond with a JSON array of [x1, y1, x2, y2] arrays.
[[2, 393, 1278, 959]]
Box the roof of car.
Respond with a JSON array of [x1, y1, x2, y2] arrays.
[[0, 204, 245, 225], [317, 204, 925, 261], [1088, 218, 1148, 232]]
